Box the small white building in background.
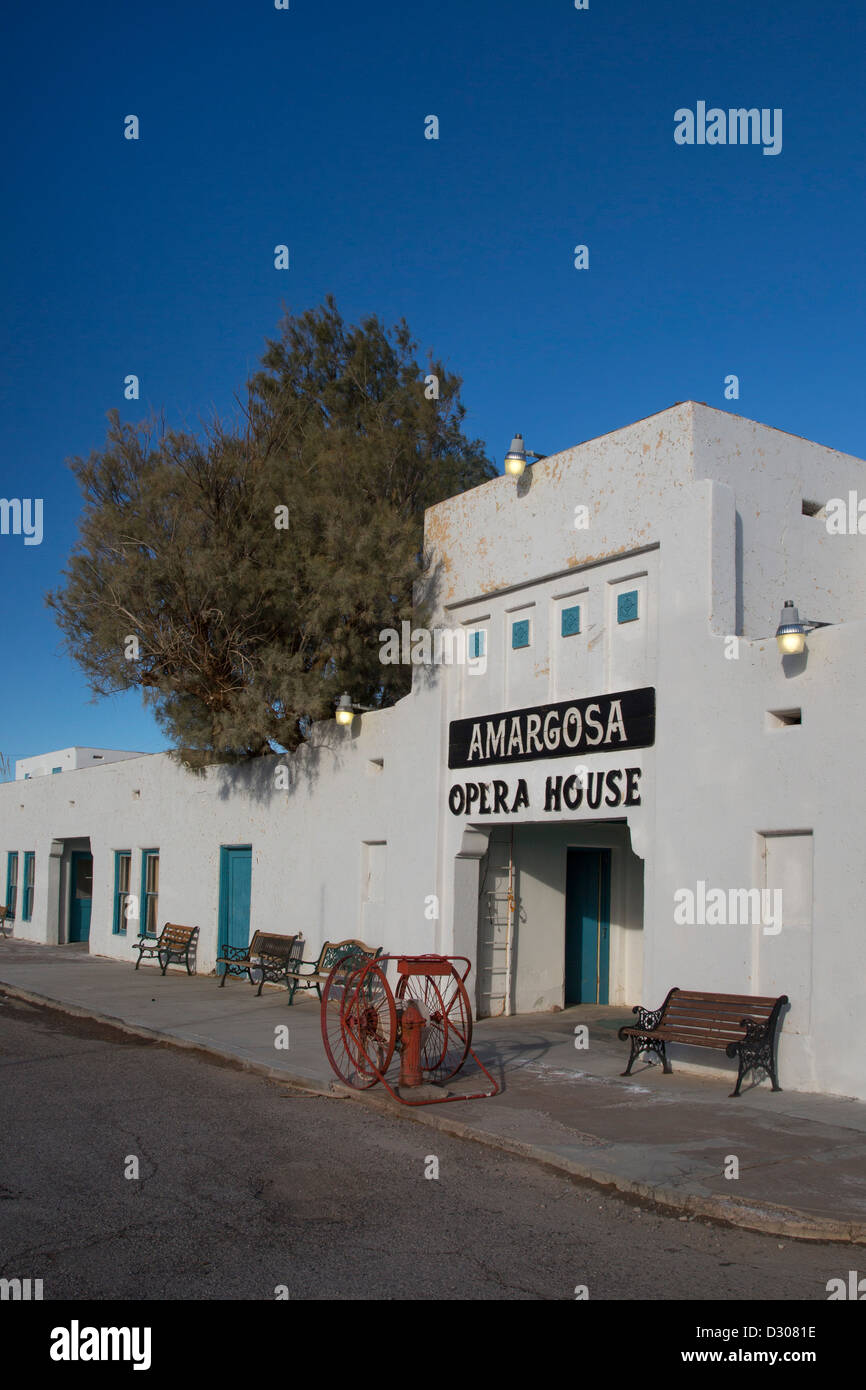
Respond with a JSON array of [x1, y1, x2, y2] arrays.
[[15, 747, 145, 780], [2, 401, 865, 1101]]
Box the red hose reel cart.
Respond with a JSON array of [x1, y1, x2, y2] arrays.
[[320, 953, 499, 1105]]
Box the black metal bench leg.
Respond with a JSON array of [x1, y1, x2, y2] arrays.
[[621, 1038, 641, 1076], [185, 950, 192, 976], [768, 1034, 782, 1091], [623, 1038, 669, 1076], [219, 966, 227, 986]]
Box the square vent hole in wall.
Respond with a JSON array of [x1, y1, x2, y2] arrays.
[[367, 758, 384, 776], [801, 499, 826, 518], [766, 708, 802, 729]]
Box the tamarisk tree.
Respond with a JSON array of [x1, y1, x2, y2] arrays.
[[47, 298, 494, 763]]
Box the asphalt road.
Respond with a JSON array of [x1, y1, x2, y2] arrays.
[[0, 992, 853, 1301]]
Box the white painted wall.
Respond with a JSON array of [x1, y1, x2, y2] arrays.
[[2, 697, 440, 974], [426, 403, 866, 1100], [3, 402, 865, 1102]]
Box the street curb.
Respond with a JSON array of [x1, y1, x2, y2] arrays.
[[0, 982, 337, 1099], [328, 1084, 866, 1246], [3, 981, 864, 1246]]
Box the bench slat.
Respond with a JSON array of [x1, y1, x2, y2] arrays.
[[665, 998, 774, 1016], [669, 990, 780, 1006], [663, 1008, 770, 1026], [623, 1028, 737, 1049], [624, 1019, 750, 1034]]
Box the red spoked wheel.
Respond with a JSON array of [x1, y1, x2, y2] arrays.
[[321, 958, 396, 1089], [395, 964, 473, 1083]]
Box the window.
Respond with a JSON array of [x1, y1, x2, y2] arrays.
[[6, 852, 18, 918], [140, 850, 159, 937], [511, 619, 531, 649], [468, 629, 485, 660], [51, 767, 62, 774], [561, 605, 581, 637], [617, 590, 639, 624], [22, 852, 34, 922], [114, 852, 132, 934]]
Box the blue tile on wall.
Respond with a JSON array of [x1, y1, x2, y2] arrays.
[[512, 619, 530, 649], [561, 605, 581, 637], [617, 590, 639, 624]]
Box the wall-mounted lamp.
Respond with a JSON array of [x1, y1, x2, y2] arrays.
[[335, 692, 356, 727], [774, 599, 831, 655], [503, 432, 546, 479], [334, 692, 375, 727]]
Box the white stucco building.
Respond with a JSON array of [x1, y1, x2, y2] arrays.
[[15, 747, 145, 780], [3, 402, 865, 1100]]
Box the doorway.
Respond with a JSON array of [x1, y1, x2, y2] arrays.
[[218, 846, 252, 974], [564, 848, 611, 1005], [68, 851, 93, 943]]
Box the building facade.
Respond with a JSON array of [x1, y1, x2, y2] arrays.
[[15, 747, 145, 780], [3, 402, 864, 1100]]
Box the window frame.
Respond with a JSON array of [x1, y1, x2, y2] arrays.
[[6, 851, 18, 919], [114, 851, 132, 934], [140, 849, 160, 938], [22, 851, 34, 922]]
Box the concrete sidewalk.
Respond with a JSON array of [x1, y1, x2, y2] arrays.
[[2, 939, 865, 1244]]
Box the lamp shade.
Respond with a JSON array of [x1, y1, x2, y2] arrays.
[[503, 433, 527, 477], [775, 600, 806, 655], [335, 692, 355, 727]]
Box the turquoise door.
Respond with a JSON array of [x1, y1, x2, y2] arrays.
[[69, 852, 93, 943], [218, 846, 252, 974], [564, 848, 611, 1005]]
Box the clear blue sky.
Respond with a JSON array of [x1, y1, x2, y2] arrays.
[[1, 0, 864, 776]]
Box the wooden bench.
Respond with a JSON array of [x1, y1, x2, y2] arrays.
[[618, 987, 789, 1097], [285, 938, 382, 1005], [0, 906, 13, 938], [134, 923, 198, 975], [217, 930, 304, 996]]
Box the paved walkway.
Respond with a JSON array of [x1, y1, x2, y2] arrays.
[[2, 939, 865, 1243]]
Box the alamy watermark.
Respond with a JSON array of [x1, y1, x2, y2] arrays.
[[824, 492, 866, 534], [50, 1321, 151, 1370], [0, 498, 43, 545], [674, 103, 782, 156], [0, 1277, 43, 1300], [379, 621, 486, 674], [674, 880, 783, 935]]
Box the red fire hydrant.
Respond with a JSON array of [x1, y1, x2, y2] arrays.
[[399, 999, 425, 1088]]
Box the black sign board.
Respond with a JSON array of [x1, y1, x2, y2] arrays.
[[448, 686, 655, 770]]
